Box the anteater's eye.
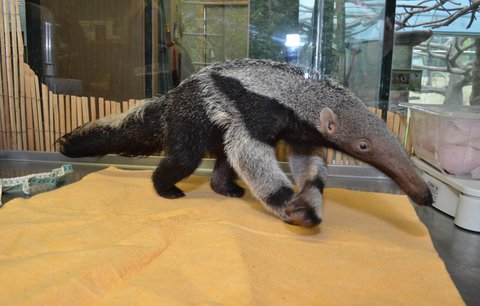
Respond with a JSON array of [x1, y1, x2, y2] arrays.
[[356, 140, 370, 153]]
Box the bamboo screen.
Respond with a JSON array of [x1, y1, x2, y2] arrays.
[[0, 0, 411, 164]]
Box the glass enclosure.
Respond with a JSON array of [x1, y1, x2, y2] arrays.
[[21, 0, 479, 109], [23, 0, 390, 107], [0, 0, 477, 154]]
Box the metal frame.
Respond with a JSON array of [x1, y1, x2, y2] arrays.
[[0, 150, 391, 180], [378, 0, 397, 120]]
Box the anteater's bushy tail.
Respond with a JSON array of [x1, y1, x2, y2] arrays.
[[58, 99, 166, 158]]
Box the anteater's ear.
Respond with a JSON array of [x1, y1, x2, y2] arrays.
[[319, 107, 338, 136]]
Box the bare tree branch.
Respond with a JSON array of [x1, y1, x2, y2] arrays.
[[413, 63, 467, 74], [431, 1, 480, 28], [413, 36, 475, 75], [395, 0, 480, 30], [420, 85, 447, 94]]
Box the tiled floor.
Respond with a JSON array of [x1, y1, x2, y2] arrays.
[[1, 156, 479, 305]]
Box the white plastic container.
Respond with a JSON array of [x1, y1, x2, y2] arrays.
[[404, 104, 480, 179], [413, 157, 480, 232]]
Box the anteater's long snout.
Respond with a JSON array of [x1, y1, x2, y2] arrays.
[[408, 181, 433, 206], [375, 151, 433, 206]]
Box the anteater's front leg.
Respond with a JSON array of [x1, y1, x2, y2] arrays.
[[224, 126, 321, 227], [287, 148, 327, 225]]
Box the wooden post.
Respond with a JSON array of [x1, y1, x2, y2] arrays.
[[0, 0, 9, 149], [11, 0, 23, 150], [76, 96, 83, 127], [48, 90, 55, 150], [128, 99, 135, 110], [65, 95, 71, 133], [41, 84, 50, 151], [99, 97, 105, 118], [52, 93, 60, 150], [90, 96, 97, 120], [34, 73, 44, 151], [25, 68, 34, 150], [59, 94, 65, 142], [3, 0, 16, 149], [82, 96, 89, 123], [105, 100, 111, 116], [71, 96, 78, 130]]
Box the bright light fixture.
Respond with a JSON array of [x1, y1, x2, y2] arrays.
[[285, 34, 301, 47]]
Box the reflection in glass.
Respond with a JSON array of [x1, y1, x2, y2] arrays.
[[24, 0, 390, 108], [393, 0, 480, 106]]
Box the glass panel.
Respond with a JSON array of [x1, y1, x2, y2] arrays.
[[23, 0, 391, 106], [392, 0, 480, 107], [295, 0, 388, 108], [25, 0, 151, 101], [178, 1, 248, 74], [205, 6, 249, 63], [342, 0, 386, 106], [410, 35, 477, 106], [249, 0, 299, 62], [178, 2, 205, 73]]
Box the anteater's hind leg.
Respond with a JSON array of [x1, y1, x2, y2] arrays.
[[210, 153, 245, 198], [152, 141, 204, 199]]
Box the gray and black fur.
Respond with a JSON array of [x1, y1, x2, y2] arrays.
[[58, 59, 432, 227]]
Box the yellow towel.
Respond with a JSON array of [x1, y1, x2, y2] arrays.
[[0, 167, 464, 306]]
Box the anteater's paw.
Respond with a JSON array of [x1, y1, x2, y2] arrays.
[[156, 186, 185, 199], [224, 185, 245, 198], [284, 199, 321, 227], [210, 181, 245, 198]]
